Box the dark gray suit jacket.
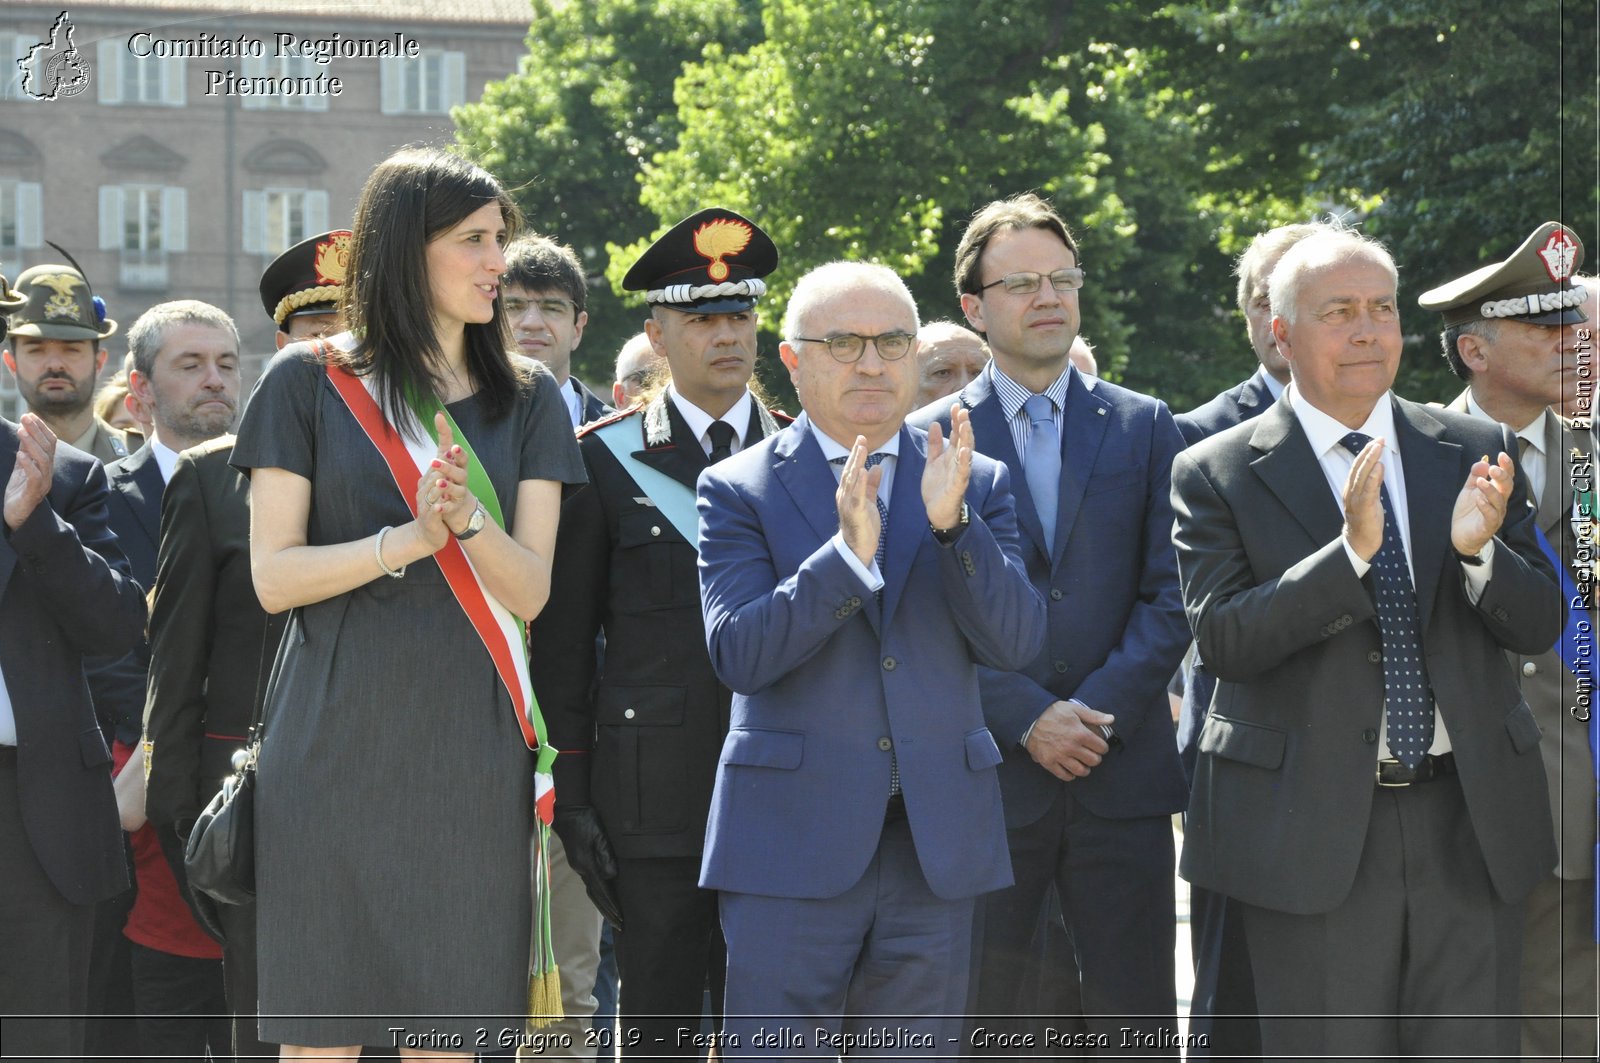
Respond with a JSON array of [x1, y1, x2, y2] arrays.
[[1172, 395, 1560, 913]]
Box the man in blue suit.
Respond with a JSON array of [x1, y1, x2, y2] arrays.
[[1170, 221, 1325, 1060], [697, 261, 1045, 1055], [908, 193, 1189, 1052]]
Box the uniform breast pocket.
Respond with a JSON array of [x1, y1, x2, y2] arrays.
[[617, 510, 689, 606], [594, 684, 689, 835]]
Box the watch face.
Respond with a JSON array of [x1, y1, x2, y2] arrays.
[[469, 505, 486, 531]]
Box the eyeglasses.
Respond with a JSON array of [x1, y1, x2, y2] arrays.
[[978, 268, 1086, 295], [791, 331, 916, 363], [501, 296, 576, 319]]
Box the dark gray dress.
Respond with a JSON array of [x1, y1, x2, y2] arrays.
[[231, 348, 585, 1046]]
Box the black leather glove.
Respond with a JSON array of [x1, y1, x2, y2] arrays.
[[552, 805, 624, 929]]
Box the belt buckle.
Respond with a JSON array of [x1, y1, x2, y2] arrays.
[[1375, 757, 1411, 787]]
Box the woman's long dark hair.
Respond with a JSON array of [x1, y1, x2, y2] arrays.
[[339, 147, 526, 425]]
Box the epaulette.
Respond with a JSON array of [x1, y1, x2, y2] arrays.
[[577, 405, 642, 440]]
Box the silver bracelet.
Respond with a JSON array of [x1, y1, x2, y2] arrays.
[[374, 525, 407, 578]]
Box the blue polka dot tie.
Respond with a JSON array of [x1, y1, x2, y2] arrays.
[[831, 452, 898, 794], [1340, 432, 1435, 768]]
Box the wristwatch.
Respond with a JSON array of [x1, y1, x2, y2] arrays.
[[930, 502, 970, 547], [455, 501, 488, 541]]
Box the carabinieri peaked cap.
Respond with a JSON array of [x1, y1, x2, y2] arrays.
[[622, 207, 778, 314], [6, 262, 117, 340], [260, 229, 353, 328], [1418, 221, 1590, 328]]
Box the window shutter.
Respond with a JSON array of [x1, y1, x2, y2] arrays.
[[443, 52, 466, 111], [98, 186, 123, 249], [15, 183, 42, 248], [242, 190, 265, 254], [161, 57, 185, 106], [97, 39, 120, 104], [306, 190, 329, 234], [379, 57, 402, 114], [162, 187, 187, 252]]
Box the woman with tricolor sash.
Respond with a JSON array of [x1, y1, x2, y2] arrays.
[[231, 148, 585, 1055]]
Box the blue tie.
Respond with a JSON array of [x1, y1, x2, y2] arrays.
[[1023, 394, 1061, 547], [1340, 432, 1435, 769]]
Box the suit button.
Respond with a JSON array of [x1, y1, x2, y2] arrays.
[[1362, 728, 1377, 744], [1522, 661, 1537, 677], [1367, 651, 1382, 664], [1053, 659, 1069, 674], [624, 708, 635, 719], [650, 525, 661, 537], [877, 737, 893, 751], [882, 657, 897, 671], [849, 596, 862, 608], [1050, 589, 1063, 601], [834, 609, 847, 619]]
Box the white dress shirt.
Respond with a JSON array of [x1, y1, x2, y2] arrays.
[[810, 424, 899, 593], [669, 386, 756, 459]]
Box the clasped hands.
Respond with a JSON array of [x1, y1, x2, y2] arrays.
[[1341, 438, 1513, 562], [837, 404, 974, 567], [1025, 699, 1117, 782], [4, 412, 56, 532], [413, 412, 480, 550]]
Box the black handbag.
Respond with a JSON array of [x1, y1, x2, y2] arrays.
[[183, 741, 258, 904], [182, 610, 284, 906]]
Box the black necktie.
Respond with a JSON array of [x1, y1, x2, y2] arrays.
[[1339, 432, 1435, 768], [707, 420, 737, 463]]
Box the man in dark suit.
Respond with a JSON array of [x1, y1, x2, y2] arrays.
[[92, 300, 241, 1060], [698, 260, 1044, 1051], [0, 403, 147, 1059], [503, 234, 613, 429], [1171, 221, 1326, 1059], [1172, 226, 1561, 1058], [1420, 221, 1597, 1060], [909, 193, 1189, 1051], [532, 209, 785, 1056]]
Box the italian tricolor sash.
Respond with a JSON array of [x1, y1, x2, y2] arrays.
[[324, 350, 562, 1024]]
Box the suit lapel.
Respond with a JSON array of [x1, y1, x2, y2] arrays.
[[113, 444, 164, 545], [1053, 372, 1111, 566], [1538, 412, 1568, 533], [0, 427, 18, 597], [633, 394, 709, 490], [1235, 373, 1272, 419], [1392, 398, 1459, 631], [773, 414, 843, 549], [1249, 401, 1345, 547]]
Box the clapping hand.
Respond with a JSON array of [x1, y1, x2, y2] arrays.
[[836, 436, 884, 568], [923, 404, 973, 530], [5, 413, 57, 531], [1340, 437, 1387, 563], [414, 412, 474, 549], [1452, 452, 1514, 557]]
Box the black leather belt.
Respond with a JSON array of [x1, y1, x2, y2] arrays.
[[1376, 752, 1455, 787], [884, 792, 906, 823]]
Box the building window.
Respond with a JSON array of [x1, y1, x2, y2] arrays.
[[239, 53, 329, 111], [0, 181, 43, 280], [97, 40, 184, 106], [99, 185, 187, 289], [243, 188, 329, 256], [380, 51, 465, 115], [1, 33, 33, 101]]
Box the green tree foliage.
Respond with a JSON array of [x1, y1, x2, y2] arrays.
[[459, 0, 1595, 414]]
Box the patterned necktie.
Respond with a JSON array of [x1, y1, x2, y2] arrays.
[[1023, 393, 1061, 546], [707, 420, 737, 463], [1340, 432, 1435, 768], [831, 451, 898, 794]]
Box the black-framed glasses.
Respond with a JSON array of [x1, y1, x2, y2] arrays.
[[502, 295, 576, 319], [978, 268, 1086, 295], [791, 331, 916, 363]]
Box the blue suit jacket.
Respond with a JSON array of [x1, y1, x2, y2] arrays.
[[909, 368, 1190, 827], [695, 416, 1046, 901]]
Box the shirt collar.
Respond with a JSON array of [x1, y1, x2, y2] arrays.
[[1463, 391, 1546, 457], [668, 386, 754, 446], [1255, 365, 1287, 401], [1287, 383, 1398, 459], [562, 378, 584, 428], [808, 421, 901, 463], [988, 361, 1073, 423], [149, 436, 181, 484]]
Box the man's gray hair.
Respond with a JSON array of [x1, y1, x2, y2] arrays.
[[1234, 222, 1333, 314], [127, 300, 239, 379], [1268, 227, 1398, 327], [783, 262, 918, 341]]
